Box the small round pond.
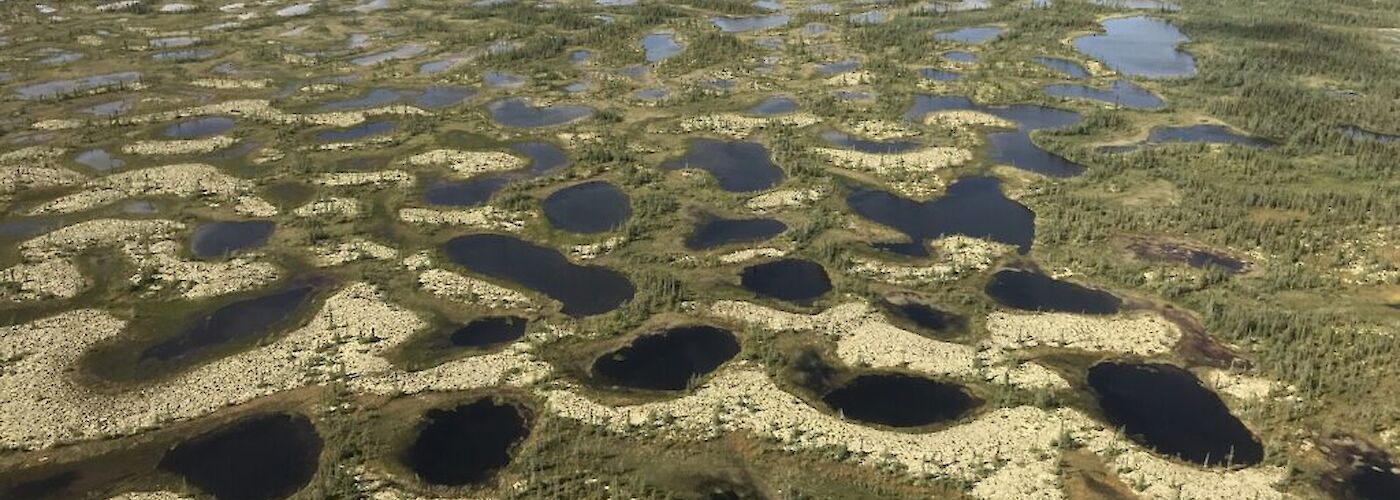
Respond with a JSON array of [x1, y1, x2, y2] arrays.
[[542, 181, 631, 234], [405, 398, 531, 486], [190, 220, 275, 258], [740, 258, 831, 304]]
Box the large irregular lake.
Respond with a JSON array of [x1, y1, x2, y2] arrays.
[[846, 176, 1035, 256], [661, 139, 785, 192], [1073, 16, 1197, 79]]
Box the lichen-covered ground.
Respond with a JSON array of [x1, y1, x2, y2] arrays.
[[0, 0, 1397, 498]]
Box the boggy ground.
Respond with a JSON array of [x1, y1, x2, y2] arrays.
[[0, 0, 1397, 498]]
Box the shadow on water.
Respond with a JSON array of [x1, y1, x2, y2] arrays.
[[444, 234, 634, 317], [685, 216, 787, 250], [542, 181, 631, 234], [823, 373, 979, 427], [985, 269, 1121, 314], [661, 139, 785, 193], [1088, 362, 1263, 467], [405, 398, 531, 486], [906, 95, 1084, 177], [739, 258, 831, 304], [592, 325, 741, 391], [159, 413, 323, 500], [846, 176, 1035, 257]]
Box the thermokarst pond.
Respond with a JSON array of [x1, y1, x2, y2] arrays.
[[984, 269, 1122, 314], [315, 120, 394, 142], [189, 220, 275, 258], [425, 141, 569, 206], [1088, 362, 1264, 466], [159, 413, 323, 500], [878, 297, 967, 338], [1034, 56, 1090, 79], [684, 216, 787, 250], [661, 139, 785, 192], [1127, 239, 1248, 273], [906, 95, 1085, 177], [846, 176, 1035, 256], [163, 116, 235, 139], [444, 234, 635, 317], [1073, 16, 1197, 79], [746, 96, 799, 115], [487, 98, 594, 128], [405, 398, 531, 486], [739, 258, 832, 304], [136, 281, 321, 365], [1044, 79, 1164, 110], [823, 373, 979, 427], [591, 325, 741, 391], [450, 316, 528, 348], [542, 181, 632, 234], [642, 32, 684, 62]]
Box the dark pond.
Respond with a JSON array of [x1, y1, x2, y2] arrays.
[[487, 98, 593, 128], [920, 68, 961, 81], [1101, 124, 1273, 153], [444, 234, 634, 317], [451, 315, 528, 348], [935, 26, 1004, 44], [75, 149, 124, 171], [159, 413, 323, 500], [542, 181, 631, 234], [424, 142, 568, 206], [315, 120, 394, 142], [984, 269, 1121, 314], [1088, 362, 1263, 466], [164, 116, 235, 139], [711, 14, 790, 32], [1034, 56, 1090, 79], [405, 398, 530, 486], [740, 258, 831, 304], [1341, 455, 1400, 500], [661, 139, 784, 192], [820, 129, 920, 154], [685, 216, 787, 250], [879, 298, 966, 337], [1340, 125, 1400, 143], [747, 96, 798, 115], [1127, 240, 1246, 273], [1044, 79, 1164, 110], [140, 281, 319, 362], [190, 220, 275, 258], [0, 470, 78, 499], [642, 32, 683, 62], [592, 325, 741, 391], [906, 95, 1085, 177], [823, 373, 977, 427], [846, 176, 1034, 256], [1073, 16, 1196, 79]]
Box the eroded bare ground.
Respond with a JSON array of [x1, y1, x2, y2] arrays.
[[0, 0, 1397, 498]]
